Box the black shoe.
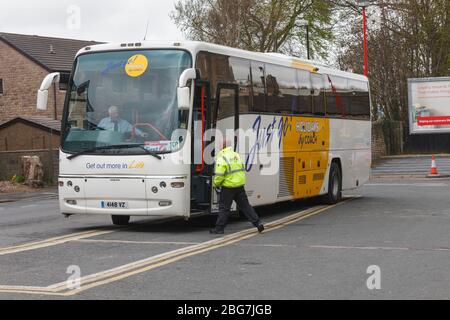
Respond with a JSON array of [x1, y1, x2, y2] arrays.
[[257, 224, 265, 233], [209, 229, 224, 234]]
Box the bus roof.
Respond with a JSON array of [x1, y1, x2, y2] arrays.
[[76, 40, 368, 82]]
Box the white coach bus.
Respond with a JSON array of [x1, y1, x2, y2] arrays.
[[36, 41, 371, 226]]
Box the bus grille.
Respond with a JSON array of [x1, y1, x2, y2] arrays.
[[313, 173, 325, 181], [278, 157, 295, 198], [298, 175, 307, 185]]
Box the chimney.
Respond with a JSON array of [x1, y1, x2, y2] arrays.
[[49, 44, 55, 54]]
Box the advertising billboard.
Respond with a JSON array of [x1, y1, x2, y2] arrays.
[[408, 77, 450, 134]]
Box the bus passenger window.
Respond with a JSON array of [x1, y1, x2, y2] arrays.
[[349, 80, 370, 119], [265, 64, 298, 115], [326, 75, 350, 117], [229, 57, 251, 113], [251, 61, 266, 113], [298, 70, 312, 115], [311, 74, 325, 116]]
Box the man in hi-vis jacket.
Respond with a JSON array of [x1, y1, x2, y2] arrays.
[[210, 139, 265, 235]]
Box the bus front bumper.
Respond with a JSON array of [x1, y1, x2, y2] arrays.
[[58, 176, 190, 217]]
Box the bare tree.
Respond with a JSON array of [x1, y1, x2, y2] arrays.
[[171, 0, 334, 58], [336, 0, 449, 121]]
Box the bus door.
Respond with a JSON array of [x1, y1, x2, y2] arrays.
[[191, 81, 213, 213], [211, 83, 240, 213]]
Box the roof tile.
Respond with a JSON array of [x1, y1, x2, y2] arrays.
[[0, 32, 102, 72]]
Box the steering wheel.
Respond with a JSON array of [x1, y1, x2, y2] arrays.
[[131, 123, 169, 141]]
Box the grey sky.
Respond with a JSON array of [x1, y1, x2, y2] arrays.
[[0, 0, 184, 42]]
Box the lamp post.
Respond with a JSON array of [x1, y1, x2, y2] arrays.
[[298, 19, 310, 60], [357, 0, 370, 77]]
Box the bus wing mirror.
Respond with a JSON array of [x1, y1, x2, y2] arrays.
[[37, 72, 60, 110], [177, 87, 190, 111], [177, 68, 197, 110], [178, 68, 197, 88]]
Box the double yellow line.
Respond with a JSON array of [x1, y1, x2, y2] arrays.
[[0, 229, 115, 256], [0, 198, 355, 296]]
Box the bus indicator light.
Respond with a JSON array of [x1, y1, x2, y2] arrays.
[[159, 201, 172, 207]]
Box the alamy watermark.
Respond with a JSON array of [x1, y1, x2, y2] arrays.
[[366, 265, 381, 290], [67, 5, 81, 30], [66, 265, 82, 290]]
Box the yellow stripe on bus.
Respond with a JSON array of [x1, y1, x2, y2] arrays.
[[281, 116, 330, 199]]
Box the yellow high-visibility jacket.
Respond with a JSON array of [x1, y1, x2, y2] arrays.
[[213, 147, 246, 188]]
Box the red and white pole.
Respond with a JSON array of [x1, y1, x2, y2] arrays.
[[363, 6, 369, 77]]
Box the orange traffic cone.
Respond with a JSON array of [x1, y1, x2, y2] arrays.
[[430, 155, 438, 175]]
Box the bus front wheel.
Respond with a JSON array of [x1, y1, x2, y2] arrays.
[[323, 162, 342, 205], [111, 215, 130, 226]]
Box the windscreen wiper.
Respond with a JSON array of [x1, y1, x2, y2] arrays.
[[67, 144, 162, 160]]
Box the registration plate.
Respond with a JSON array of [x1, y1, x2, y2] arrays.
[[101, 201, 129, 209]]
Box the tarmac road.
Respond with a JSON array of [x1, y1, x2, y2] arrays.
[[0, 179, 449, 300]]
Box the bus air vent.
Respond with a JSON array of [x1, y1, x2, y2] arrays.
[[313, 173, 325, 181], [278, 157, 295, 198]]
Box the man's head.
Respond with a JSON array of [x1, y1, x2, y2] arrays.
[[108, 106, 120, 121], [217, 137, 232, 150]]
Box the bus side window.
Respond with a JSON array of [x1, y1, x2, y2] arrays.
[[229, 57, 251, 114], [349, 80, 370, 119], [265, 64, 298, 115], [298, 70, 312, 115], [326, 75, 350, 117], [311, 74, 325, 116], [250, 61, 266, 113]]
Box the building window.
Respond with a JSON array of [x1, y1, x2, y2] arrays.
[[0, 79, 3, 95]]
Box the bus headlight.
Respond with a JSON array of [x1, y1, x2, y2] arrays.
[[159, 201, 172, 207]]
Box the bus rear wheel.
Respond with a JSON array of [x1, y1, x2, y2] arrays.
[[111, 215, 130, 226], [323, 162, 342, 205]]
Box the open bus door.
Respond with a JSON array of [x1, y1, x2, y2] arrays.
[[211, 83, 240, 213], [191, 81, 213, 213]]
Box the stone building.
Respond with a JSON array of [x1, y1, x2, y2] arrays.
[[0, 32, 99, 124]]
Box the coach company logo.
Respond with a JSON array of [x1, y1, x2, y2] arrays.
[[85, 161, 145, 170]]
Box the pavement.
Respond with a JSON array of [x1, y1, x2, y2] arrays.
[[372, 154, 450, 178], [0, 178, 449, 300], [0, 187, 58, 203]]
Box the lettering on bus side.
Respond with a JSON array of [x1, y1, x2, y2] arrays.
[[296, 121, 320, 148], [246, 115, 293, 172]]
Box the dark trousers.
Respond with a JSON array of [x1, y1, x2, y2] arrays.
[[215, 186, 261, 230]]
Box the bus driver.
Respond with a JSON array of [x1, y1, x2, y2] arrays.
[[98, 106, 147, 138]]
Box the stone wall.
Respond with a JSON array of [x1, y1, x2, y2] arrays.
[[0, 149, 59, 183], [372, 120, 405, 163], [372, 121, 387, 163]]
